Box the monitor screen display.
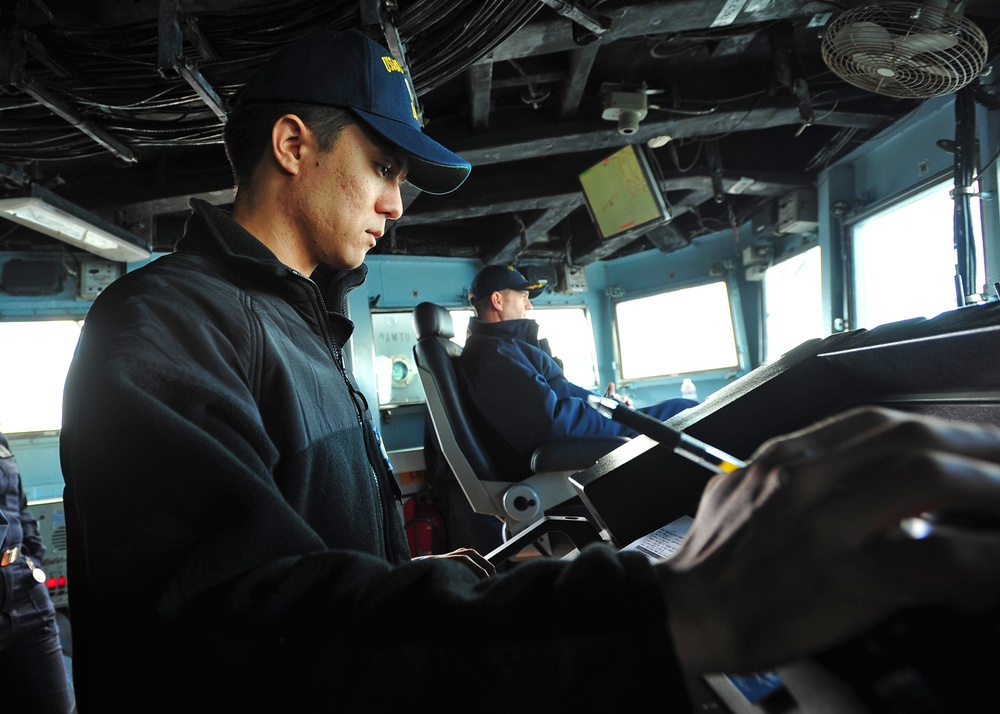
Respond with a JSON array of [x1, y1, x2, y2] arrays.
[[578, 144, 670, 241]]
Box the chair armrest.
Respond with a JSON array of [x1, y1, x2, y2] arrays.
[[530, 435, 630, 473], [485, 515, 605, 565]]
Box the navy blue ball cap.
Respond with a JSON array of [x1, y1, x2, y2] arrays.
[[470, 265, 547, 301], [234, 30, 471, 195]]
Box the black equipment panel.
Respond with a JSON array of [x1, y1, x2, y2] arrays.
[[571, 301, 1000, 713], [573, 301, 1000, 548]]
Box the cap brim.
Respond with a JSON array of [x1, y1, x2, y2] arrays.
[[353, 109, 470, 195], [526, 280, 547, 298]]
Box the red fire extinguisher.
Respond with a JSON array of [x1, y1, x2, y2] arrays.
[[404, 493, 446, 557]]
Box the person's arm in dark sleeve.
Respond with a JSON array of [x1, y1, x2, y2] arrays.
[[18, 480, 44, 560], [207, 543, 689, 710], [0, 434, 45, 560]]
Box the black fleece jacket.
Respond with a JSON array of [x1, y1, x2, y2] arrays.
[[59, 200, 690, 712]]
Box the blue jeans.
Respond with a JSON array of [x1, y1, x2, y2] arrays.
[[0, 577, 74, 714]]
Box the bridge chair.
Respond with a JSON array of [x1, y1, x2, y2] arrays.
[[411, 301, 627, 563]]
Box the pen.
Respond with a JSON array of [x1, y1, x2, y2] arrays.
[[586, 394, 746, 475]]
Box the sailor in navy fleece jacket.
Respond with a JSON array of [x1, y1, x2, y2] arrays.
[[459, 269, 696, 480], [59, 33, 692, 713]]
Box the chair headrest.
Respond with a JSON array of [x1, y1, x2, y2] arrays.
[[413, 302, 455, 340]]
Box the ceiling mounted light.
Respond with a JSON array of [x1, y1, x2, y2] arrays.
[[0, 185, 150, 263]]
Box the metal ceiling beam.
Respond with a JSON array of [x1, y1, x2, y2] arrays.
[[400, 165, 808, 264], [158, 0, 227, 122], [0, 161, 29, 186], [115, 187, 236, 242], [491, 1, 852, 60], [447, 100, 900, 167], [468, 60, 494, 132], [20, 30, 71, 78], [482, 204, 579, 264], [535, 0, 611, 36], [179, 12, 219, 61], [0, 26, 138, 163], [559, 43, 599, 120], [400, 168, 809, 225], [19, 74, 139, 163]]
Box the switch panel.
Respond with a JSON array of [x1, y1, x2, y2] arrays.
[[78, 260, 121, 300]]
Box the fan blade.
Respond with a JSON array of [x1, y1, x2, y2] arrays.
[[849, 52, 895, 73], [919, 62, 963, 80], [830, 20, 892, 55], [893, 31, 960, 58]]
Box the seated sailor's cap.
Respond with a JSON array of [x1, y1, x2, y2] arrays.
[[470, 265, 547, 301], [233, 30, 471, 195]]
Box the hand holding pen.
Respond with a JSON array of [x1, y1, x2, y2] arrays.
[[662, 406, 1000, 676], [589, 396, 953, 548]]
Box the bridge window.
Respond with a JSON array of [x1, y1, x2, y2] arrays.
[[0, 319, 82, 434], [372, 305, 598, 407], [614, 281, 739, 379], [530, 307, 598, 388], [850, 180, 985, 329], [764, 245, 824, 362], [371, 309, 473, 408]]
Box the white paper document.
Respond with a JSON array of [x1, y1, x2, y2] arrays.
[[623, 514, 789, 709], [621, 515, 693, 562]]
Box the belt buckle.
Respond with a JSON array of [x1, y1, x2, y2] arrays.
[[1, 545, 21, 567]]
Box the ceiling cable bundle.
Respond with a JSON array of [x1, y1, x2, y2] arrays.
[[0, 0, 541, 165]]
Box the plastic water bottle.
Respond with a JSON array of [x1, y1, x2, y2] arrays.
[[681, 378, 698, 401]]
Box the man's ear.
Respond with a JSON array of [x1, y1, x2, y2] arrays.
[[271, 114, 309, 176], [490, 290, 503, 312]]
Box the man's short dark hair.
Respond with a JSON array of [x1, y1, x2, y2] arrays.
[[223, 102, 355, 187], [472, 295, 493, 316]]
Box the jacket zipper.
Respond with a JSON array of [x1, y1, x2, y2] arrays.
[[293, 270, 388, 549]]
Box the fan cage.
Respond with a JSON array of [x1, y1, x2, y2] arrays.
[[821, 2, 989, 99]]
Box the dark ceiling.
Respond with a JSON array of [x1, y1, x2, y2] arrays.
[[1, 0, 999, 268]]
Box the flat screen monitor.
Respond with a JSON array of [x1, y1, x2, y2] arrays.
[[578, 144, 670, 241]]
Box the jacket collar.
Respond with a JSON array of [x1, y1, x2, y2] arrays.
[[469, 316, 540, 346], [178, 198, 368, 314]]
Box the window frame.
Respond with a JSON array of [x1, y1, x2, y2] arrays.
[[0, 317, 84, 435], [369, 303, 599, 408], [845, 173, 986, 331], [763, 243, 824, 363], [528, 304, 600, 389], [611, 278, 744, 384]]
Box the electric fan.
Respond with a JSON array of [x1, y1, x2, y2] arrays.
[[821, 2, 988, 98]]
